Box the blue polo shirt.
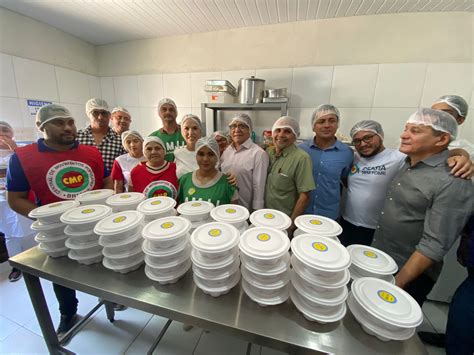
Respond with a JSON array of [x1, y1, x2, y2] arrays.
[[298, 138, 353, 220], [7, 139, 109, 193]]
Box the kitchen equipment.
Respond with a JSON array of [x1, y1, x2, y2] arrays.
[[238, 76, 265, 104], [263, 88, 287, 98]]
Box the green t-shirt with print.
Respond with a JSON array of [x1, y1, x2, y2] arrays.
[[149, 129, 186, 162], [178, 172, 236, 206]]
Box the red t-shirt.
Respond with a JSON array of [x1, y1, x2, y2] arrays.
[[111, 160, 124, 181], [130, 162, 179, 199]]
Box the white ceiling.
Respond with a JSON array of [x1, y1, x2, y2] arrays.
[[1, 0, 472, 45]]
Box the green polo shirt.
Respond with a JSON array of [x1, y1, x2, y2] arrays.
[[149, 128, 186, 162], [265, 144, 315, 216]]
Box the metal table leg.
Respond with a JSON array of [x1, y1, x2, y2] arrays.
[[23, 273, 74, 355], [104, 301, 115, 322], [147, 319, 172, 355]]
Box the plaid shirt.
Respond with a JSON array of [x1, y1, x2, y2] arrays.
[[77, 126, 126, 171]]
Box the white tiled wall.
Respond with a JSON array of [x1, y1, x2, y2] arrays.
[[1, 51, 472, 149]]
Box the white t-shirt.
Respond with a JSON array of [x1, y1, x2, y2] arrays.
[[174, 147, 197, 178], [115, 153, 143, 191], [343, 148, 406, 229]]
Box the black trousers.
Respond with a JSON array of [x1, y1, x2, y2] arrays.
[[338, 218, 375, 247], [53, 283, 78, 316], [403, 273, 436, 307]]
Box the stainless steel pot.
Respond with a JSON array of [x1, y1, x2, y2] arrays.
[[263, 88, 287, 98], [238, 76, 265, 104]]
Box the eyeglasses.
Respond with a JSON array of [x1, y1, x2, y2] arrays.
[[229, 124, 249, 131], [353, 133, 377, 146], [91, 110, 110, 117]]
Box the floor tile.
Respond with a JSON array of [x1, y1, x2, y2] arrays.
[[194, 330, 249, 355], [125, 315, 170, 354], [152, 320, 203, 355], [0, 315, 20, 341], [422, 301, 449, 333], [0, 275, 36, 326], [0, 326, 49, 354]]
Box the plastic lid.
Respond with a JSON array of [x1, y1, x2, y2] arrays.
[[105, 192, 145, 206], [142, 216, 191, 241], [29, 200, 79, 220], [190, 222, 240, 253], [103, 254, 144, 271], [241, 253, 290, 276], [137, 196, 177, 215], [191, 248, 237, 268], [177, 200, 214, 216], [68, 249, 102, 261], [31, 220, 65, 232], [349, 265, 396, 284], [65, 237, 100, 250], [249, 209, 292, 230], [75, 189, 114, 203], [291, 234, 351, 272], [241, 265, 290, 289], [60, 204, 112, 225], [347, 245, 398, 275], [351, 277, 423, 328], [241, 278, 289, 306], [64, 225, 97, 237], [193, 268, 240, 293], [210, 204, 249, 224], [290, 254, 350, 288], [99, 228, 142, 248], [93, 211, 144, 236], [145, 260, 191, 282], [35, 233, 68, 243], [239, 227, 290, 260], [142, 238, 188, 257], [294, 215, 342, 237]]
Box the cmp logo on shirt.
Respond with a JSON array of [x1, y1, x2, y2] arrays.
[[47, 160, 95, 199], [143, 181, 177, 199]]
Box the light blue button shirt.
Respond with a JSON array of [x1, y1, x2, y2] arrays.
[[298, 138, 353, 220]]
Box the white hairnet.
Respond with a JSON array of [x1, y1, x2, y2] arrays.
[[0, 121, 13, 131], [229, 113, 253, 131], [85, 98, 109, 119], [350, 120, 384, 140], [143, 136, 165, 155], [181, 114, 202, 130], [157, 98, 177, 115], [121, 130, 143, 146], [311, 104, 340, 126], [406, 108, 458, 141], [434, 95, 468, 118], [195, 137, 220, 160], [272, 116, 300, 137], [36, 104, 74, 131], [112, 106, 130, 115], [212, 131, 230, 142]]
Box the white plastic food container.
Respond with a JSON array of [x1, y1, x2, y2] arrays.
[[177, 201, 214, 222], [137, 196, 177, 222], [191, 248, 239, 278], [349, 278, 423, 341], [65, 238, 102, 256], [38, 243, 69, 258], [190, 222, 240, 260], [31, 220, 65, 236], [75, 189, 114, 205], [291, 234, 351, 274], [94, 211, 144, 240], [103, 244, 144, 264], [241, 277, 289, 307], [249, 209, 291, 231], [29, 200, 80, 224], [145, 245, 190, 271], [239, 227, 290, 266], [142, 216, 191, 249], [101, 230, 143, 256], [349, 265, 396, 284], [294, 215, 342, 239], [293, 228, 341, 243], [60, 204, 112, 232], [103, 255, 144, 274], [105, 192, 146, 212], [68, 249, 103, 265], [240, 252, 290, 274], [347, 245, 398, 276], [191, 247, 238, 268], [145, 259, 191, 285], [64, 225, 100, 243], [192, 256, 240, 281], [210, 204, 249, 229], [190, 218, 214, 234], [193, 268, 240, 297], [143, 239, 188, 264], [241, 263, 290, 287], [34, 233, 68, 250], [291, 255, 350, 288]]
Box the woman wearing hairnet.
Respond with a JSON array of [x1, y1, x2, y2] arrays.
[[178, 137, 238, 206], [111, 130, 145, 193], [174, 114, 202, 178], [129, 136, 179, 199]]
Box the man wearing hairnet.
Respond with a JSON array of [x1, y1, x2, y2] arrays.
[[265, 116, 315, 230], [372, 109, 473, 307], [78, 98, 126, 171], [149, 98, 186, 162], [6, 104, 112, 337], [111, 106, 132, 136], [221, 114, 269, 212], [298, 104, 353, 220]]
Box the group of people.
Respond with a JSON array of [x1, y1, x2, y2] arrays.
[[1, 92, 473, 354]]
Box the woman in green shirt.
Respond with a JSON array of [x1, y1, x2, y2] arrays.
[[178, 137, 238, 206]]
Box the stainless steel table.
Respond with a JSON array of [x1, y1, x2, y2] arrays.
[[10, 248, 427, 355]]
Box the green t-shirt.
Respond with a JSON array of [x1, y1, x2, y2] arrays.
[[149, 128, 186, 162], [178, 172, 237, 206]]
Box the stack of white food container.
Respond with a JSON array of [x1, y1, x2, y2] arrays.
[[105, 192, 146, 212], [249, 209, 292, 236], [177, 201, 214, 233], [290, 234, 351, 323], [137, 196, 177, 223], [60, 204, 112, 265], [142, 216, 192, 284], [239, 227, 291, 306], [75, 189, 114, 205], [29, 200, 79, 257], [347, 245, 398, 284], [294, 215, 342, 242], [95, 211, 145, 273], [190, 222, 241, 297], [210, 204, 249, 233], [348, 277, 423, 341]]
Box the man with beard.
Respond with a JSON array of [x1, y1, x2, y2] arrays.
[[149, 98, 186, 162]]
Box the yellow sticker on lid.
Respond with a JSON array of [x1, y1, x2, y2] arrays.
[[257, 233, 270, 241], [120, 194, 131, 199], [113, 216, 126, 223], [377, 290, 397, 304], [263, 213, 274, 219], [90, 191, 102, 195], [151, 200, 162, 205], [363, 250, 378, 259], [312, 242, 328, 252], [160, 222, 174, 229], [81, 208, 95, 214], [48, 203, 62, 208], [191, 202, 201, 207], [225, 208, 236, 214], [310, 219, 322, 225], [208, 229, 222, 237]]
